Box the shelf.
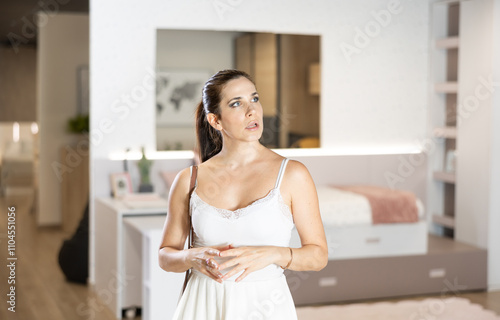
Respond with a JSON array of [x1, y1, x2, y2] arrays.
[[431, 0, 459, 241], [433, 126, 457, 139], [432, 214, 455, 229], [436, 36, 459, 49], [435, 82, 458, 93], [433, 171, 456, 184]]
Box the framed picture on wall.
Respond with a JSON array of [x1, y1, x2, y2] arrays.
[[110, 172, 133, 198], [156, 69, 210, 126]]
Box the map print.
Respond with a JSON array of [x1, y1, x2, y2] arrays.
[[156, 70, 209, 126]]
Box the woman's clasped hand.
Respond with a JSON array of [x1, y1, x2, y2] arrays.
[[188, 244, 286, 283]]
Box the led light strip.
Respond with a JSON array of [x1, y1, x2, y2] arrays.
[[108, 146, 422, 160], [108, 150, 195, 160], [275, 146, 423, 157]]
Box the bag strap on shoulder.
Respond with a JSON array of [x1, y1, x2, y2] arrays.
[[187, 165, 197, 249], [180, 165, 198, 298]]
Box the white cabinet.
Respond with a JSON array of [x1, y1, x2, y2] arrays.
[[94, 198, 179, 319], [124, 216, 185, 320]]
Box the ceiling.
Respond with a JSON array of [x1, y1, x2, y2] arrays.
[[0, 0, 89, 46]]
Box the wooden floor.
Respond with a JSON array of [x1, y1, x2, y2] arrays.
[[0, 192, 499, 320]]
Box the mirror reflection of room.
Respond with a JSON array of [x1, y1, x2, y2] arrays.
[[155, 30, 320, 151]]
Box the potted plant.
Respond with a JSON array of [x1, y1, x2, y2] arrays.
[[67, 114, 89, 134], [137, 147, 153, 192]]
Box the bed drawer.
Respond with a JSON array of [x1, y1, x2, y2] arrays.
[[290, 221, 428, 260], [286, 235, 487, 306]]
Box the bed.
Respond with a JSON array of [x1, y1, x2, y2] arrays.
[[275, 152, 486, 306], [289, 184, 427, 260]]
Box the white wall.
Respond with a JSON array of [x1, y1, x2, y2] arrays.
[[90, 0, 429, 282], [455, 0, 500, 290], [90, 0, 429, 160], [155, 30, 241, 151], [488, 0, 500, 291], [88, 0, 500, 291], [37, 13, 89, 226], [455, 0, 494, 249]]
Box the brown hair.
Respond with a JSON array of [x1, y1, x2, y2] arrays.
[[196, 69, 254, 162]]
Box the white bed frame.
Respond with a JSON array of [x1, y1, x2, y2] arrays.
[[285, 152, 428, 260], [290, 221, 428, 260]]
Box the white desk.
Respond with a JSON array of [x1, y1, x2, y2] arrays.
[[94, 197, 181, 319], [124, 216, 185, 320]]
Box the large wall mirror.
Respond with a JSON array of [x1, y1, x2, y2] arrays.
[[155, 29, 320, 151]]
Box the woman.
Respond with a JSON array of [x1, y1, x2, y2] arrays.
[[159, 69, 327, 319]]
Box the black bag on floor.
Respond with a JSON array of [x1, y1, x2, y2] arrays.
[[58, 202, 89, 284]]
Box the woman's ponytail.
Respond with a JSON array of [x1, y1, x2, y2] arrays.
[[196, 101, 222, 162], [195, 69, 254, 162]]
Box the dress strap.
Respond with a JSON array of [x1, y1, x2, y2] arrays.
[[190, 165, 198, 189], [274, 158, 289, 189]]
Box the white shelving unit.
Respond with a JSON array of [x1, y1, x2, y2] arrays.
[[429, 0, 460, 238], [424, 0, 499, 291]]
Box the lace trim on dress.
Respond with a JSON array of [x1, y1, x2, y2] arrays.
[[191, 189, 293, 222], [277, 193, 294, 223]]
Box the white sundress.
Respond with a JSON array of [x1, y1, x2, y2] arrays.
[[173, 158, 298, 320]]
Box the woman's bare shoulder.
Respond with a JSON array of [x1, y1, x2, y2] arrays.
[[262, 150, 310, 179], [280, 159, 316, 205], [170, 167, 193, 195], [285, 159, 311, 180]]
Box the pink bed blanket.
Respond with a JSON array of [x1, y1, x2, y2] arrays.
[[334, 185, 419, 224]]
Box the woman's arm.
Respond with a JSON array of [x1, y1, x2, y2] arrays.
[[158, 168, 224, 281], [281, 160, 328, 271], [218, 160, 328, 281]]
